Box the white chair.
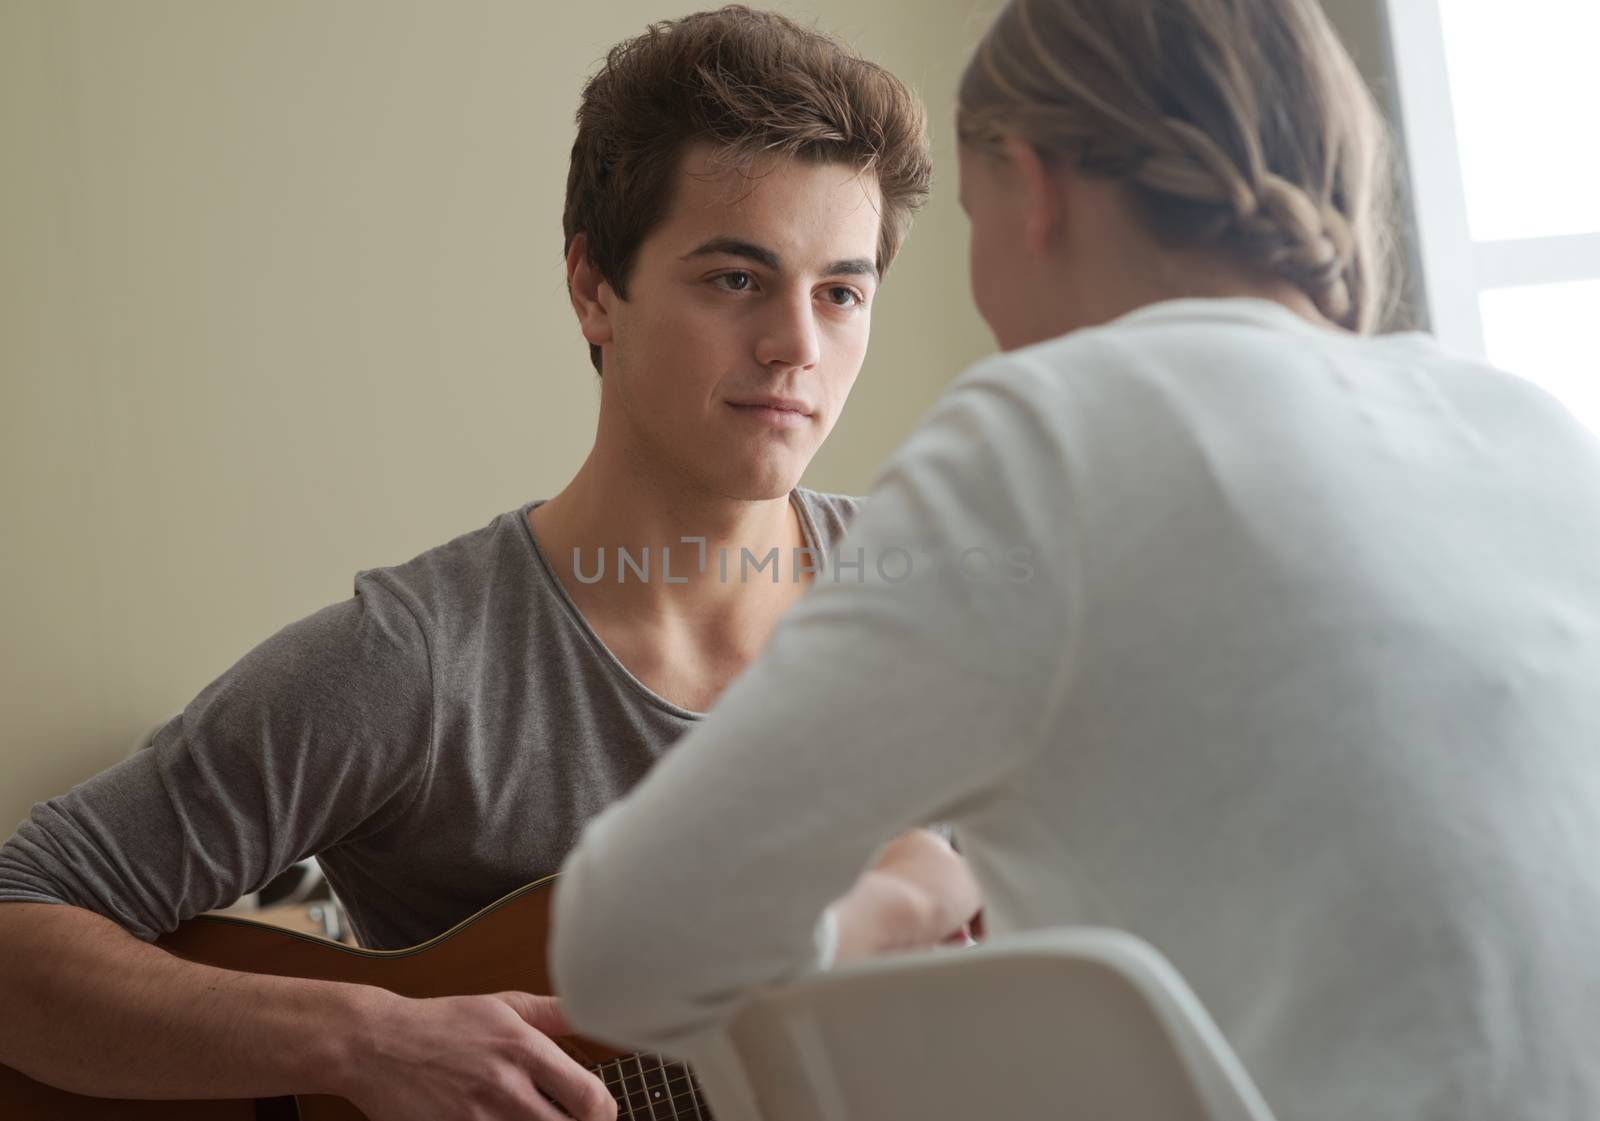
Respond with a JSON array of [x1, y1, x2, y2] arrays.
[[685, 927, 1277, 1121]]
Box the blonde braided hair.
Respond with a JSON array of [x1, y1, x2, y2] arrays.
[[958, 0, 1395, 332]]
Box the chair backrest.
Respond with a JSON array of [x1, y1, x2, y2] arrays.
[[687, 927, 1277, 1121]]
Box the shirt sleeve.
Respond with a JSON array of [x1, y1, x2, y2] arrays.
[[550, 356, 1080, 1051], [0, 575, 434, 941]]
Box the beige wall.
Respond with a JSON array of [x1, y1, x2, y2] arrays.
[[0, 0, 999, 830], [0, 0, 1399, 832]]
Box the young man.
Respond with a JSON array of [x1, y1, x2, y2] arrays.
[[0, 8, 932, 1119]]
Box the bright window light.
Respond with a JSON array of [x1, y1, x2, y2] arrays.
[[1437, 0, 1600, 242], [1479, 278, 1600, 434]]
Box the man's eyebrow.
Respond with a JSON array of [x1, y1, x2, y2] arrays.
[[681, 237, 879, 281], [821, 257, 879, 280], [681, 238, 781, 271]]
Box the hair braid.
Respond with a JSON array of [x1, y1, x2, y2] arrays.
[[958, 0, 1394, 333]]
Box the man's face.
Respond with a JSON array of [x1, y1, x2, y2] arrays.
[[594, 143, 882, 501]]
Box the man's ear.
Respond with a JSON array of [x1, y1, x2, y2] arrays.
[[1000, 135, 1063, 255], [566, 233, 614, 350]]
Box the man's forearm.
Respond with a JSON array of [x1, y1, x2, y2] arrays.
[[0, 901, 385, 1100]]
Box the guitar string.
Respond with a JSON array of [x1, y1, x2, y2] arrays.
[[595, 1056, 705, 1119], [594, 1058, 692, 1093], [614, 1055, 641, 1121], [606, 1085, 704, 1118], [685, 1068, 709, 1118], [655, 1051, 684, 1121], [632, 1052, 660, 1121], [654, 1054, 708, 1121], [600, 1074, 704, 1113], [609, 1080, 701, 1118], [594, 1057, 708, 1119], [594, 1057, 634, 1121], [593, 1056, 693, 1089]]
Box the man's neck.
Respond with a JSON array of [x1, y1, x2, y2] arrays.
[[529, 450, 812, 625]]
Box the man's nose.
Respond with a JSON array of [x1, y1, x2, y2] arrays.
[[754, 290, 821, 371]]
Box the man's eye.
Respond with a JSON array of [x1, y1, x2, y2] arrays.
[[715, 272, 754, 292], [825, 286, 864, 307]]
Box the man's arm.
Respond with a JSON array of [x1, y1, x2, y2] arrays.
[[0, 580, 615, 1118], [0, 900, 366, 1098], [0, 901, 613, 1120]]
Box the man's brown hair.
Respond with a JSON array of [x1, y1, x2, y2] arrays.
[[563, 5, 933, 373]]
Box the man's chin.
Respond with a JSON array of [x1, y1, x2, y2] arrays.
[[704, 460, 808, 504]]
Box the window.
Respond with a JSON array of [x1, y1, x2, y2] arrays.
[[1385, 0, 1600, 431]]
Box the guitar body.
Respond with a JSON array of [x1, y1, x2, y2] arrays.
[[0, 875, 708, 1119]]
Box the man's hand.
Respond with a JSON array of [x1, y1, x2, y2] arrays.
[[830, 828, 982, 964], [339, 990, 617, 1121]]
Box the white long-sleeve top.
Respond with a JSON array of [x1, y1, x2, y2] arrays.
[[551, 298, 1600, 1121]]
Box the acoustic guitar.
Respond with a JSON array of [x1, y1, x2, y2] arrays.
[[0, 874, 711, 1119]]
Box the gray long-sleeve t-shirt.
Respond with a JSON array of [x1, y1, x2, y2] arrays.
[[0, 488, 860, 949]]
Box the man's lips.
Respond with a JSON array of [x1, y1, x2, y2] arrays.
[[725, 397, 812, 416], [726, 398, 814, 429]]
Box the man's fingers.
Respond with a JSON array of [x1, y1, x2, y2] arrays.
[[495, 990, 576, 1036], [520, 1090, 582, 1121], [488, 994, 616, 1121], [523, 1029, 618, 1121]]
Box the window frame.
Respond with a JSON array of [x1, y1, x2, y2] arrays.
[[1383, 0, 1600, 354]]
